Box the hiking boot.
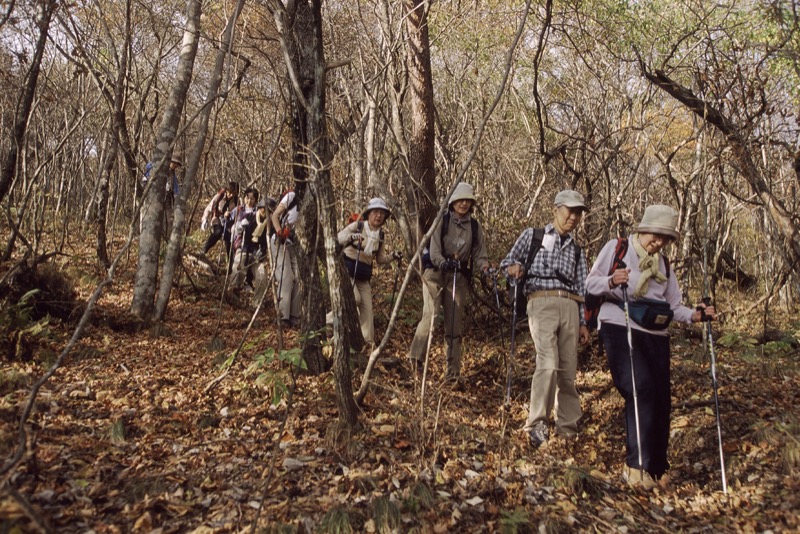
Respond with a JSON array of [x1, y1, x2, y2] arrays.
[[528, 421, 549, 449], [622, 465, 657, 491]]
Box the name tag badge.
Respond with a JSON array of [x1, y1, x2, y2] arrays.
[[542, 233, 556, 252]]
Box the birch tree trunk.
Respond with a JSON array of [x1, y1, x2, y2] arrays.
[[0, 0, 54, 208], [154, 0, 246, 321], [130, 0, 201, 321]]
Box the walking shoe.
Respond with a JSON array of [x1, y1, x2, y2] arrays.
[[622, 465, 657, 491], [528, 421, 549, 449]]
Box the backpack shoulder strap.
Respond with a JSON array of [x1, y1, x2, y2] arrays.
[[663, 254, 671, 278], [609, 237, 628, 274], [522, 228, 545, 278], [440, 212, 451, 242]]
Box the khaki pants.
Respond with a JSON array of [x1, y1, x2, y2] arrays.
[[271, 240, 300, 323], [230, 249, 255, 290], [408, 269, 468, 378], [326, 278, 374, 343], [524, 295, 582, 436]]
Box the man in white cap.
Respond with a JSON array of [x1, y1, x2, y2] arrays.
[[501, 189, 590, 448], [408, 182, 490, 382]]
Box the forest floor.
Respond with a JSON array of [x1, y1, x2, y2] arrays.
[[1, 242, 799, 533]]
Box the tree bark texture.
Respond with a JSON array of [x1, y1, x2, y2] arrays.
[[130, 0, 201, 321], [403, 0, 437, 238], [154, 0, 246, 321], [0, 1, 54, 208], [274, 0, 359, 426]]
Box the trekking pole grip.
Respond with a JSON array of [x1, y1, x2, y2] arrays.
[[617, 260, 628, 290], [697, 296, 712, 322]]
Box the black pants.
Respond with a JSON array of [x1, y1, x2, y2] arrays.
[[203, 223, 231, 254], [601, 322, 671, 477]]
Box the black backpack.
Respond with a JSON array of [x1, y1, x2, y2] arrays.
[[510, 229, 583, 319], [510, 228, 545, 319], [583, 238, 671, 330]]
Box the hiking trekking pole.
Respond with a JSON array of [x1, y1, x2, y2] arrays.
[[389, 253, 402, 310], [351, 236, 361, 288], [618, 260, 645, 482], [505, 278, 521, 406], [489, 268, 505, 349], [446, 257, 459, 381], [700, 297, 727, 494]]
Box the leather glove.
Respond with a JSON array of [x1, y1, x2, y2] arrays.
[[392, 251, 403, 261], [439, 259, 460, 272], [201, 220, 208, 231]]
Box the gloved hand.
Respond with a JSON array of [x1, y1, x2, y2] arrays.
[[392, 251, 403, 261], [351, 234, 363, 246], [278, 227, 291, 242], [201, 220, 208, 231], [240, 219, 249, 226], [439, 259, 460, 272]]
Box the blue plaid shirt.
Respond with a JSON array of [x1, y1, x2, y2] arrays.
[[500, 224, 588, 324]]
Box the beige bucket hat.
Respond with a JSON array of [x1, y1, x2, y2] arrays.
[[637, 204, 680, 240], [448, 182, 477, 207], [361, 197, 392, 219]]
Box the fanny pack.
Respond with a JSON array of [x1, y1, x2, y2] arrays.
[[619, 298, 674, 330], [343, 257, 373, 281]]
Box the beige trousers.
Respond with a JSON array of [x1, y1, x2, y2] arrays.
[[524, 295, 582, 436], [408, 269, 468, 378]]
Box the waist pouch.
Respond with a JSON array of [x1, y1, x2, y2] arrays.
[[619, 298, 674, 330], [343, 257, 373, 281]]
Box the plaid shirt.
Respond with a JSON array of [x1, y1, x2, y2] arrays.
[[500, 224, 588, 324]]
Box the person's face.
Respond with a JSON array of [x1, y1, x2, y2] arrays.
[[367, 209, 388, 228], [245, 193, 257, 207], [553, 205, 584, 235], [226, 189, 235, 198], [451, 199, 473, 217], [170, 161, 181, 170], [638, 232, 672, 254]]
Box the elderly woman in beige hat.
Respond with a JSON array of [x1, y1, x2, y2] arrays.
[[586, 204, 717, 491], [336, 198, 399, 345], [408, 182, 490, 382]]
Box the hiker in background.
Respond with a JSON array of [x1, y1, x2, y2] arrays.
[[586, 204, 716, 490], [334, 198, 400, 345], [200, 181, 240, 260], [228, 187, 259, 299], [501, 189, 590, 449], [408, 182, 490, 383], [140, 153, 182, 235], [251, 196, 277, 262], [270, 189, 301, 328], [250, 197, 278, 304]]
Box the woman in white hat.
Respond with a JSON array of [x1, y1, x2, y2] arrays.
[[336, 197, 399, 344], [408, 182, 490, 382], [586, 204, 717, 490]]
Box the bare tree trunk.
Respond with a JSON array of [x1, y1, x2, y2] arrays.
[[130, 0, 201, 321], [154, 0, 246, 321], [403, 0, 437, 238], [271, 0, 359, 426], [96, 133, 116, 268], [0, 0, 54, 208]]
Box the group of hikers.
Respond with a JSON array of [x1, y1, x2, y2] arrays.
[[195, 180, 718, 492]]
